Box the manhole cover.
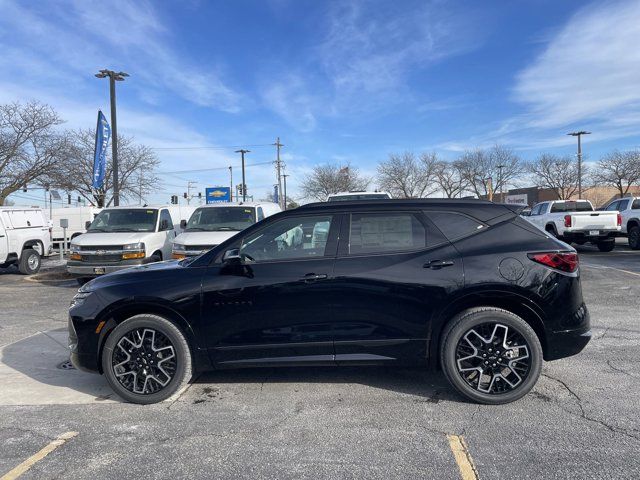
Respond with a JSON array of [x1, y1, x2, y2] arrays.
[[57, 360, 76, 370]]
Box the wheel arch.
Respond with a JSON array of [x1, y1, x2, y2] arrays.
[[544, 223, 558, 235], [627, 218, 639, 231], [95, 300, 209, 374], [22, 239, 43, 255], [430, 289, 548, 367]]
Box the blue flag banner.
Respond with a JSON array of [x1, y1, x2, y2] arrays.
[[92, 110, 111, 189]]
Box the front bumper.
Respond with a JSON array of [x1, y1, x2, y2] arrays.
[[67, 259, 145, 276]]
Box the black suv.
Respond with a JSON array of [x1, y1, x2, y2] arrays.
[[69, 199, 591, 404]]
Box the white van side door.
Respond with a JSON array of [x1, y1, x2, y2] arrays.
[[0, 216, 8, 262], [158, 208, 175, 260]]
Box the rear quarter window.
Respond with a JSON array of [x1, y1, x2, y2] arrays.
[[426, 211, 485, 241]]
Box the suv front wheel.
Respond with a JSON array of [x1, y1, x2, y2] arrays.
[[102, 314, 192, 404], [440, 307, 542, 405]]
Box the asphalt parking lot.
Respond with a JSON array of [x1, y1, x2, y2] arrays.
[[0, 241, 639, 479]]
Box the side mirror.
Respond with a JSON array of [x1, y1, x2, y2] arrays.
[[222, 248, 242, 265], [180, 219, 187, 229], [85, 220, 91, 230], [160, 219, 169, 231]]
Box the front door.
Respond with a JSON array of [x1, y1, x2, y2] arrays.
[[331, 211, 464, 365], [201, 213, 341, 367]]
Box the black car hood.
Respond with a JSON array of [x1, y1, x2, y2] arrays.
[[82, 260, 184, 291]]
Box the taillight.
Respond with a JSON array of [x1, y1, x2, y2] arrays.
[[564, 215, 572, 227], [617, 213, 622, 226], [528, 252, 578, 273]]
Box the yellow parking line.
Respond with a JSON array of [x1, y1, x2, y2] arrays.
[[447, 434, 479, 480], [0, 431, 78, 480]]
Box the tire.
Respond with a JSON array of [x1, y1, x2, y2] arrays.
[[149, 254, 162, 263], [102, 314, 192, 404], [440, 307, 543, 405], [18, 248, 41, 275], [628, 226, 640, 250], [597, 240, 615, 252]]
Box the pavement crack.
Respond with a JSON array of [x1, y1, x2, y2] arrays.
[[542, 373, 640, 442], [606, 360, 638, 379]]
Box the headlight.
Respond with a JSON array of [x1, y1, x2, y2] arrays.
[[70, 291, 91, 308], [172, 243, 186, 253], [123, 242, 145, 251], [70, 244, 81, 253]]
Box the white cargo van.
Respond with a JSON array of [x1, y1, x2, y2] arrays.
[[0, 207, 52, 274], [47, 206, 102, 246], [67, 205, 195, 283], [172, 202, 281, 259]]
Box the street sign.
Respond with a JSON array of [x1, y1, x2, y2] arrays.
[[205, 187, 231, 203]]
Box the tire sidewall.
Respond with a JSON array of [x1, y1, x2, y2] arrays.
[[19, 248, 40, 274], [441, 309, 543, 405], [629, 227, 640, 250], [102, 315, 191, 404]]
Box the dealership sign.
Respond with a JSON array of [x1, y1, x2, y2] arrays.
[[505, 194, 528, 205], [205, 187, 231, 203]]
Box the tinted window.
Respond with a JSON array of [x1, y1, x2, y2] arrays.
[[618, 199, 630, 210], [159, 209, 173, 230], [550, 201, 592, 213], [550, 202, 566, 213], [605, 201, 620, 211], [427, 212, 484, 241], [257, 207, 264, 221], [633, 199, 640, 210], [328, 193, 391, 201], [240, 215, 332, 262], [349, 213, 425, 254]]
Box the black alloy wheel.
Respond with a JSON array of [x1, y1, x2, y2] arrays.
[[102, 314, 192, 404], [441, 307, 542, 404]]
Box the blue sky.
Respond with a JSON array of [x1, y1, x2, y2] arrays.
[[2, 0, 640, 206]]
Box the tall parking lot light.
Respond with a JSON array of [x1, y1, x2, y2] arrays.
[[95, 69, 129, 206], [567, 131, 591, 199]]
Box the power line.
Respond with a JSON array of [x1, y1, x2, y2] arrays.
[[157, 161, 273, 175], [151, 144, 273, 151]]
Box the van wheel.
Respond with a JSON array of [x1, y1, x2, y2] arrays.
[[18, 248, 41, 275], [102, 314, 192, 404], [628, 226, 640, 250], [440, 307, 542, 405], [597, 240, 615, 252]]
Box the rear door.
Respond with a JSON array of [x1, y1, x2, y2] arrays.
[[331, 210, 463, 364]]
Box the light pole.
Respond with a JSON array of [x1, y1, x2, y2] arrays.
[[567, 131, 591, 198], [235, 149, 250, 201], [95, 69, 129, 206], [282, 174, 289, 210], [228, 166, 233, 202], [496, 164, 505, 202]]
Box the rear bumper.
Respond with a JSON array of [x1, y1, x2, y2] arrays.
[[545, 304, 592, 360], [562, 230, 617, 243]]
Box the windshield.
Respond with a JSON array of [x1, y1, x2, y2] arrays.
[[87, 209, 158, 232], [186, 207, 256, 232], [328, 194, 390, 201]]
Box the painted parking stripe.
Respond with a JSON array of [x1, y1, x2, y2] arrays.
[[447, 434, 479, 480], [581, 263, 640, 277], [0, 431, 78, 480]]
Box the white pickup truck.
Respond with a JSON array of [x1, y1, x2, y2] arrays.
[[602, 197, 640, 249], [526, 199, 621, 251], [0, 207, 52, 274]]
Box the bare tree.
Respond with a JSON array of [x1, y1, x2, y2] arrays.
[[433, 160, 469, 198], [46, 129, 160, 207], [527, 153, 580, 200], [376, 152, 439, 198], [300, 163, 370, 201], [0, 102, 68, 205], [593, 150, 640, 198], [456, 145, 522, 200]]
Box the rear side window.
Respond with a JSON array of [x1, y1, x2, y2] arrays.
[[427, 212, 484, 241], [605, 201, 619, 211], [633, 199, 640, 210], [618, 199, 630, 210], [349, 213, 426, 254]]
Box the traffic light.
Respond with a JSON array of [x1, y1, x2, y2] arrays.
[[183, 192, 188, 199], [171, 195, 178, 205], [198, 192, 202, 199], [67, 193, 71, 205]]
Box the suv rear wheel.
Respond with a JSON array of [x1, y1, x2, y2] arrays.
[[102, 314, 192, 404], [18, 248, 41, 274], [440, 307, 542, 404]]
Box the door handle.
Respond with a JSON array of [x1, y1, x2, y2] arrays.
[[301, 273, 328, 283], [423, 259, 454, 269]]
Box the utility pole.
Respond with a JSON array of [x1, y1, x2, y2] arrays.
[[282, 173, 289, 210], [186, 181, 197, 205], [235, 149, 250, 201], [496, 164, 505, 202], [273, 137, 284, 209], [95, 69, 129, 206], [228, 166, 233, 202], [567, 131, 591, 198]]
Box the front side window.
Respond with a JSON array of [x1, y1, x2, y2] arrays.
[[257, 207, 264, 221], [240, 215, 333, 262], [349, 213, 426, 255], [88, 209, 158, 233], [159, 210, 173, 231], [187, 207, 256, 232]]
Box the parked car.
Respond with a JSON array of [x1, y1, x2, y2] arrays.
[[47, 206, 102, 247], [327, 191, 392, 201], [171, 202, 281, 259], [525, 199, 620, 251], [69, 198, 591, 405], [67, 205, 195, 285], [602, 197, 640, 249], [0, 207, 52, 274]]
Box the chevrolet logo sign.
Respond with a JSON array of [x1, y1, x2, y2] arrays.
[[96, 250, 106, 255], [208, 190, 226, 197]]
